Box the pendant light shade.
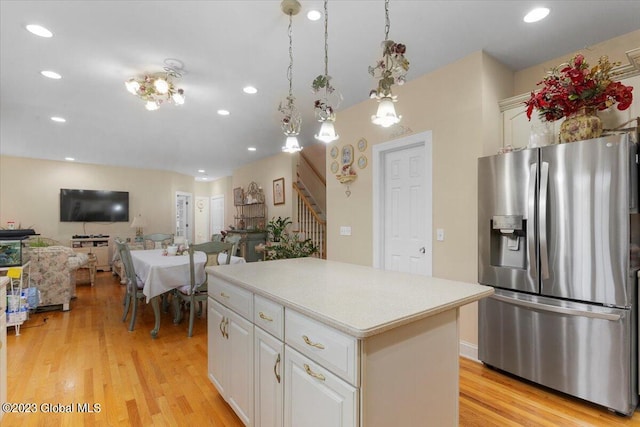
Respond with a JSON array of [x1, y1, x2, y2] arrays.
[[282, 136, 302, 153], [315, 120, 339, 143], [279, 0, 303, 153], [371, 97, 401, 127], [312, 0, 341, 144], [368, 0, 409, 127]]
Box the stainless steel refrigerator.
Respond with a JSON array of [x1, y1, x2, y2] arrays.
[[477, 133, 639, 415]]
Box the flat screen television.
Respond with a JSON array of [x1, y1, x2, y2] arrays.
[[60, 189, 129, 222]]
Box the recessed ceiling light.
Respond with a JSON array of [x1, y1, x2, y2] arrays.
[[307, 10, 322, 21], [523, 7, 550, 23], [41, 70, 62, 79], [248, 147, 257, 152], [26, 24, 53, 38], [65, 157, 75, 161], [51, 116, 66, 123], [198, 169, 205, 173], [217, 109, 230, 116], [243, 86, 258, 94]]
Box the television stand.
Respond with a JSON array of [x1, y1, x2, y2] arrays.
[[70, 237, 111, 271]]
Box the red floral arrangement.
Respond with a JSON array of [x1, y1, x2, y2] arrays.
[[525, 54, 633, 121]]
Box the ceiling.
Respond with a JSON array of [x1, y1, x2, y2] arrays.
[[1, 1, 639, 181]]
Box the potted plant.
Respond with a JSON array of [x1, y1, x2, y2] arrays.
[[265, 232, 318, 260], [266, 216, 292, 243], [524, 54, 633, 143]]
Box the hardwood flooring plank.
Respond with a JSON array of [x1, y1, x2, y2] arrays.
[[3, 272, 640, 426]]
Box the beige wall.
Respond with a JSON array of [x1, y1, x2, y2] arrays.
[[232, 152, 297, 226], [325, 51, 512, 346], [0, 156, 195, 244], [515, 29, 640, 94], [323, 31, 638, 349]]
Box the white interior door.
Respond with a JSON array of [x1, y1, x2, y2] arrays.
[[175, 191, 192, 243], [194, 196, 210, 244], [373, 131, 432, 276], [210, 195, 225, 237]]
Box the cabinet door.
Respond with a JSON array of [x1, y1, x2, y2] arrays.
[[255, 327, 284, 427], [227, 308, 254, 426], [93, 246, 110, 270], [208, 298, 227, 396], [284, 347, 357, 427]]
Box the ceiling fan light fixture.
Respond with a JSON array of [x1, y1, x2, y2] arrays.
[[145, 101, 160, 111], [153, 77, 169, 94], [125, 63, 186, 111]]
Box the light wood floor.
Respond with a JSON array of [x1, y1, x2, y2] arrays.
[[3, 272, 640, 426]]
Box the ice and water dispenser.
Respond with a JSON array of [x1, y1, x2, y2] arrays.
[[489, 215, 527, 269]]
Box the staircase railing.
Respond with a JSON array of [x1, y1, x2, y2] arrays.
[[293, 183, 326, 259]]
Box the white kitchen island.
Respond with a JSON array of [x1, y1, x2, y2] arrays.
[[206, 257, 493, 427]]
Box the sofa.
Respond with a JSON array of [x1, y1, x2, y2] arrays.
[[29, 246, 89, 311]]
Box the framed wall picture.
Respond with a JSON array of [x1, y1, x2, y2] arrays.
[[341, 144, 354, 167], [273, 177, 285, 205], [233, 187, 244, 206]]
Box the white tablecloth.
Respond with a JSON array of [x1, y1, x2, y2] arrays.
[[131, 249, 245, 301]]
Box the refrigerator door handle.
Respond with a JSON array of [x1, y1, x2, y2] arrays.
[[539, 161, 550, 280], [528, 163, 538, 278], [490, 294, 622, 321]]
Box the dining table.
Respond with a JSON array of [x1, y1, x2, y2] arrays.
[[130, 248, 246, 337]]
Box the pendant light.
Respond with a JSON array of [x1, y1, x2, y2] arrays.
[[369, 0, 410, 127], [279, 0, 302, 153], [312, 0, 341, 143]]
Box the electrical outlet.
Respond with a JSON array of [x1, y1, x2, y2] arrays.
[[340, 226, 352, 236], [436, 228, 445, 241]]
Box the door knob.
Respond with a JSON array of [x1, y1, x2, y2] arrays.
[[419, 247, 426, 254]]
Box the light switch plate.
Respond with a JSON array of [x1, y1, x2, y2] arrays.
[[436, 228, 445, 241], [340, 226, 352, 236]]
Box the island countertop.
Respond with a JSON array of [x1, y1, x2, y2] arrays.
[[207, 257, 493, 338]]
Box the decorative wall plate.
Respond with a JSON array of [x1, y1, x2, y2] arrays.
[[358, 155, 368, 169], [357, 138, 368, 152], [330, 161, 339, 174], [330, 146, 339, 159]]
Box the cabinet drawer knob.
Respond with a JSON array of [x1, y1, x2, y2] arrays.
[[220, 292, 230, 299], [302, 335, 325, 350], [259, 312, 273, 322], [304, 364, 325, 381]]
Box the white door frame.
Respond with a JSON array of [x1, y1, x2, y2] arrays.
[[372, 131, 433, 273]]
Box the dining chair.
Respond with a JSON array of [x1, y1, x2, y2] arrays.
[[224, 234, 242, 257], [173, 241, 234, 337], [142, 233, 174, 249], [115, 239, 146, 332]]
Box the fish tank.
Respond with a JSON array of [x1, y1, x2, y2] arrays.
[[0, 240, 30, 267]]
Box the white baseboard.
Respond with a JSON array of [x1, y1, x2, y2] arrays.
[[459, 340, 479, 362]]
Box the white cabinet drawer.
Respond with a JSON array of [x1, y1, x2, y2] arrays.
[[285, 309, 358, 385], [254, 295, 284, 340], [209, 275, 253, 320]]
